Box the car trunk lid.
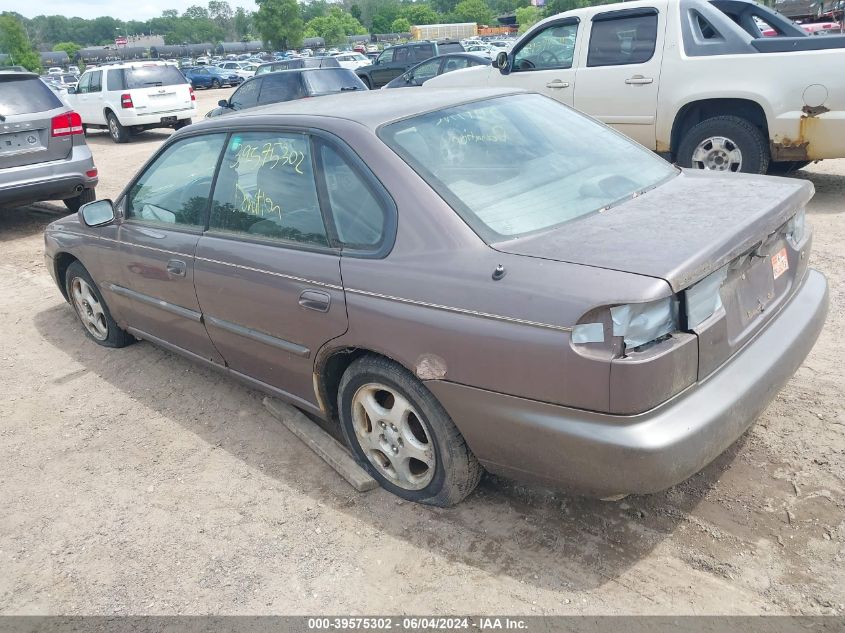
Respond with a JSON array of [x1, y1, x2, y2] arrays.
[[493, 170, 812, 292]]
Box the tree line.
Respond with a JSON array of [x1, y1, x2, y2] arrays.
[[1, 0, 612, 71]]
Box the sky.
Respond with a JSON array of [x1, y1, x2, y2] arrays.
[[6, 0, 260, 21]]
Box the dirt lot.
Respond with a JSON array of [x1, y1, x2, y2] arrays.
[[1, 88, 843, 615]]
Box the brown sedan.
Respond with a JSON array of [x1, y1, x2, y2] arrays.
[[44, 89, 828, 506]]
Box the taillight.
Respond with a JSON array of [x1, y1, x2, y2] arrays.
[[189, 86, 196, 101], [85, 168, 98, 178], [51, 111, 83, 137], [121, 93, 134, 108]]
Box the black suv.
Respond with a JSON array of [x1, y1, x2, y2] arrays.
[[355, 40, 464, 89]]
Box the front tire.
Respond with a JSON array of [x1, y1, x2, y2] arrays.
[[63, 187, 96, 213], [338, 356, 482, 506], [211, 79, 221, 89], [677, 115, 769, 174], [106, 112, 130, 144], [360, 76, 372, 90], [65, 261, 131, 348]]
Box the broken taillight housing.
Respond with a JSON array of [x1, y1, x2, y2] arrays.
[[786, 208, 806, 248]]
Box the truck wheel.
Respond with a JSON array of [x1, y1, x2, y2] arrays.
[[63, 187, 96, 213], [65, 261, 132, 348], [768, 160, 811, 175], [338, 355, 482, 506], [106, 112, 130, 144], [677, 115, 769, 174]]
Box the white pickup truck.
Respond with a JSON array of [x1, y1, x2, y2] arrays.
[[425, 0, 845, 174]]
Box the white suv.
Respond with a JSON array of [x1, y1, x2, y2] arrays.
[[66, 62, 196, 144]]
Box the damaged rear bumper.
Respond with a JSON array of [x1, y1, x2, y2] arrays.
[[426, 269, 828, 497]]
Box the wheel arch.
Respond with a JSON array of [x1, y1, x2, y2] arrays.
[[314, 345, 420, 423], [54, 251, 81, 301], [669, 98, 769, 159]]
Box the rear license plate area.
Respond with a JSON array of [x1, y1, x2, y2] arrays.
[[736, 257, 776, 324], [0, 131, 42, 154], [160, 116, 177, 125]]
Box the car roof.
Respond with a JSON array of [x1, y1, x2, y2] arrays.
[[195, 87, 523, 131], [0, 71, 38, 80]]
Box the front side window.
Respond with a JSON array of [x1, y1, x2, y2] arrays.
[[380, 94, 675, 241], [320, 143, 388, 249], [89, 70, 102, 92], [230, 79, 261, 110], [410, 59, 441, 84], [77, 73, 92, 94], [126, 134, 226, 228], [587, 13, 659, 67], [209, 132, 328, 247], [514, 22, 579, 71]]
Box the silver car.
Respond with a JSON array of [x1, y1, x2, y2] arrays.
[[0, 71, 97, 211]]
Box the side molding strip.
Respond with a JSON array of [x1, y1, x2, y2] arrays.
[[107, 284, 202, 322], [205, 315, 311, 358]]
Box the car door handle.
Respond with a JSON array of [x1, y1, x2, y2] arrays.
[[166, 259, 186, 278], [299, 290, 331, 313], [546, 80, 570, 89], [625, 75, 654, 85]]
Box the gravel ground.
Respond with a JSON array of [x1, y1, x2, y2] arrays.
[[0, 88, 843, 615]]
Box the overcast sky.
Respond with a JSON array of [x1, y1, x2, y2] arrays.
[[7, 0, 260, 21]]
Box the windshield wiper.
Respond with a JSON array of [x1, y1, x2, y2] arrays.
[[340, 86, 360, 91]]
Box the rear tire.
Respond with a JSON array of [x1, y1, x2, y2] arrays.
[[361, 76, 372, 89], [106, 112, 130, 144], [338, 355, 482, 506], [63, 187, 96, 213], [65, 261, 131, 348], [676, 115, 769, 175]]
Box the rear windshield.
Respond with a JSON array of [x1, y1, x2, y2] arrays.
[[303, 69, 367, 94], [380, 94, 676, 241], [122, 66, 187, 89], [437, 41, 464, 53], [0, 77, 63, 115], [308, 57, 340, 68]]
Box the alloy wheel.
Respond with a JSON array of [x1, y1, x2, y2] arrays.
[[70, 277, 108, 340], [351, 383, 436, 490], [691, 136, 743, 172]]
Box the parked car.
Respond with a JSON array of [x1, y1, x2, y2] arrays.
[[0, 71, 97, 212], [217, 61, 254, 79], [183, 66, 242, 89], [65, 62, 196, 144], [333, 52, 373, 70], [425, 0, 845, 174], [463, 43, 493, 57], [384, 53, 491, 89], [68, 65, 81, 75], [54, 74, 79, 91], [44, 88, 827, 506], [47, 67, 63, 75], [356, 40, 465, 88], [254, 56, 340, 76], [207, 68, 367, 118]]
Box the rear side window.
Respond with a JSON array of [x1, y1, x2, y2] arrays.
[[258, 74, 305, 104], [124, 66, 187, 88], [393, 47, 409, 63], [209, 132, 329, 247], [107, 69, 126, 91], [0, 77, 62, 115], [587, 13, 659, 67]]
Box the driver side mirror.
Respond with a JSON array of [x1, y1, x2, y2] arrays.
[[66, 86, 77, 94], [496, 51, 512, 75], [79, 199, 115, 228], [218, 99, 230, 108]]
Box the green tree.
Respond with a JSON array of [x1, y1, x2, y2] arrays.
[[256, 0, 304, 50], [302, 0, 330, 22], [544, 0, 590, 17], [0, 14, 41, 71], [430, 0, 460, 17], [208, 0, 234, 38], [350, 3, 362, 21], [515, 5, 540, 32], [184, 5, 210, 19], [305, 6, 367, 44], [233, 7, 252, 39], [450, 0, 494, 24], [53, 41, 81, 58], [399, 3, 442, 25], [391, 17, 411, 32]]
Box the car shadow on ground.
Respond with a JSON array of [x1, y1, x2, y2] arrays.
[[83, 130, 173, 146], [790, 167, 845, 213], [0, 205, 68, 242], [33, 301, 750, 593]]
